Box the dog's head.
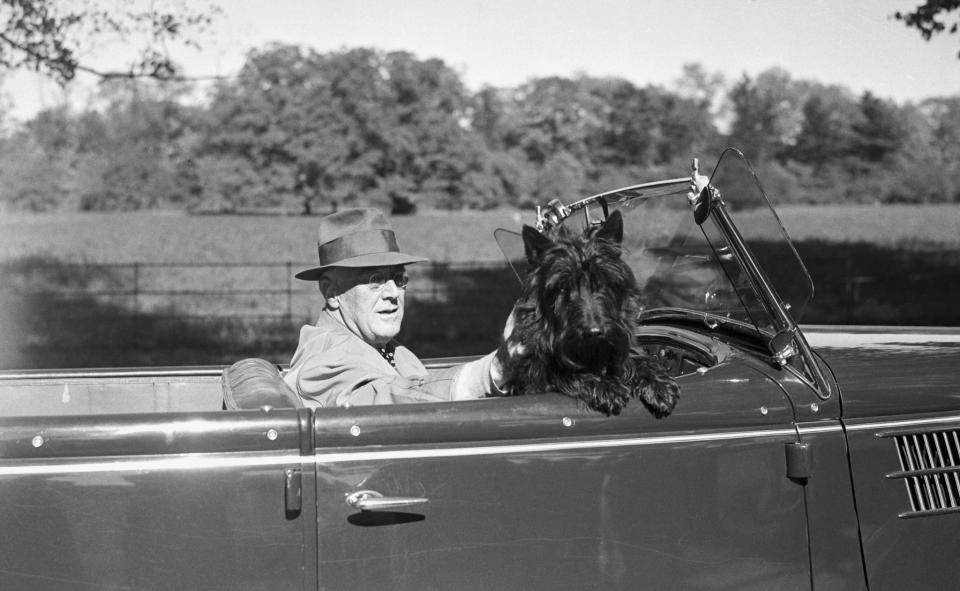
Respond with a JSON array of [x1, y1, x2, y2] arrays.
[[518, 210, 639, 373]]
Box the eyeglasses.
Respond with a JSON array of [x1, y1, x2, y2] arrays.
[[365, 270, 409, 290]]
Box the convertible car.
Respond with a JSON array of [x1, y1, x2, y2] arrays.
[[2, 148, 958, 590]]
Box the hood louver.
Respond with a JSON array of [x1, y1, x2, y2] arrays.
[[883, 428, 960, 519]]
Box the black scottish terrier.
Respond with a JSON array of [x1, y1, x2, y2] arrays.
[[499, 210, 679, 417]]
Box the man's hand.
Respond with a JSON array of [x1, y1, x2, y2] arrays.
[[490, 304, 526, 392]]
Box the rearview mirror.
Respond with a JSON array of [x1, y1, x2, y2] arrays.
[[769, 329, 798, 366]]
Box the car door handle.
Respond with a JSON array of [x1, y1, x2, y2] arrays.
[[345, 489, 429, 511]]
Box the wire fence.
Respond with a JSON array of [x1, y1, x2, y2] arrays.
[[0, 260, 516, 319], [0, 260, 520, 368]]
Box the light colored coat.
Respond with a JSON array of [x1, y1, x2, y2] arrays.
[[284, 311, 498, 408]]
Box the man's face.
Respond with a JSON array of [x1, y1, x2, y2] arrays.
[[326, 266, 408, 347]]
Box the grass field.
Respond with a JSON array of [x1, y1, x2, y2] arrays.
[[2, 204, 959, 265], [0, 209, 527, 264]]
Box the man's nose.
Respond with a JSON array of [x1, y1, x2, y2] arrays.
[[381, 280, 403, 298]]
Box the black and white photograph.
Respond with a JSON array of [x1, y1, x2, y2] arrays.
[[0, 1, 958, 589]]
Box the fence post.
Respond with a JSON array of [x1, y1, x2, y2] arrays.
[[843, 252, 854, 323], [132, 262, 140, 344], [133, 262, 140, 318], [285, 261, 293, 320]]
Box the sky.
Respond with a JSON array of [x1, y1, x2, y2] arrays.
[[3, 0, 959, 121]]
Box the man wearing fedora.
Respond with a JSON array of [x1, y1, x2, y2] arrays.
[[284, 207, 510, 407]]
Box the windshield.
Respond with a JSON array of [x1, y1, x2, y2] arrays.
[[496, 148, 813, 339], [708, 149, 813, 324]]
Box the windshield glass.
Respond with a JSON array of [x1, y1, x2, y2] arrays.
[[708, 149, 813, 323], [497, 148, 813, 338]]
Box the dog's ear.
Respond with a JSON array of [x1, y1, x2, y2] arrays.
[[597, 210, 624, 245], [522, 225, 553, 265]]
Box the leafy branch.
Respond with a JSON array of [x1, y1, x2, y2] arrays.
[[0, 0, 221, 83], [894, 0, 960, 57]]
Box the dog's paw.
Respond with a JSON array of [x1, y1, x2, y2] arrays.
[[638, 382, 679, 418]]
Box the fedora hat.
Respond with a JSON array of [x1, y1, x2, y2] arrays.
[[294, 208, 428, 281]]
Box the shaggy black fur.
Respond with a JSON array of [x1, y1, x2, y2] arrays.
[[499, 210, 679, 417]]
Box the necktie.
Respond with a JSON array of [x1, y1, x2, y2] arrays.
[[378, 345, 396, 367]]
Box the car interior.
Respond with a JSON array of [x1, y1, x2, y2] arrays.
[[0, 325, 720, 417]]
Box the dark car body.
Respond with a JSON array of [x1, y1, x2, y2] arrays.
[[1, 149, 958, 590]]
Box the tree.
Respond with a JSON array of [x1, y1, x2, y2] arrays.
[[486, 73, 721, 203], [894, 0, 960, 57], [531, 150, 587, 205], [472, 86, 509, 150], [195, 44, 332, 213], [584, 78, 661, 168], [0, 108, 74, 211], [502, 76, 606, 168], [926, 97, 960, 163], [74, 80, 197, 210], [0, 0, 220, 83], [853, 92, 909, 163], [197, 45, 488, 214], [673, 63, 728, 124], [895, 97, 960, 202], [654, 88, 720, 164], [791, 87, 860, 171], [585, 77, 718, 168], [0, 78, 199, 211], [727, 68, 809, 163]]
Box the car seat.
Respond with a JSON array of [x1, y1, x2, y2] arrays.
[[222, 358, 303, 410]]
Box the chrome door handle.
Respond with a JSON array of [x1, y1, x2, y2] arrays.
[[345, 489, 429, 511]]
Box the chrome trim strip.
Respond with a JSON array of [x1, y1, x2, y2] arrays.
[[844, 415, 960, 433], [0, 452, 303, 476], [886, 465, 960, 480], [797, 424, 843, 435], [0, 426, 802, 475], [898, 506, 960, 519], [314, 427, 799, 464], [804, 330, 960, 349], [0, 367, 224, 381]]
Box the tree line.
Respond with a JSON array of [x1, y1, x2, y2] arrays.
[[1, 45, 958, 214]]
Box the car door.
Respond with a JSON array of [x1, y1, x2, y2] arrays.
[[0, 408, 316, 591], [312, 351, 813, 590]]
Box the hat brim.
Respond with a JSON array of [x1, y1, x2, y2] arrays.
[[294, 252, 429, 281]]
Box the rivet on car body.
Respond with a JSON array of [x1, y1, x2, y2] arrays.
[[696, 367, 709, 375], [266, 429, 279, 441], [31, 435, 44, 448], [562, 417, 574, 427], [810, 403, 819, 413], [350, 425, 361, 437], [760, 406, 769, 416]]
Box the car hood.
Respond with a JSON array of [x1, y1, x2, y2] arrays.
[[804, 326, 960, 421]]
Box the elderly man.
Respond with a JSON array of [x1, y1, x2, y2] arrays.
[[284, 207, 508, 407]]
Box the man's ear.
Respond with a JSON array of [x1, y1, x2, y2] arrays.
[[318, 274, 340, 310], [522, 225, 553, 266]]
